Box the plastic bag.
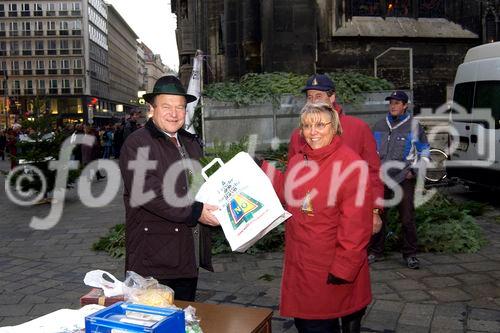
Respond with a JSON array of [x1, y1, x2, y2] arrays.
[[83, 270, 124, 297], [184, 305, 203, 333], [123, 271, 175, 308]]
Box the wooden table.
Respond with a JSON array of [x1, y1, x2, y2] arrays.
[[176, 300, 273, 333]]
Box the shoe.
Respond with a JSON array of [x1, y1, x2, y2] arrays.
[[405, 256, 420, 269], [368, 253, 383, 264]]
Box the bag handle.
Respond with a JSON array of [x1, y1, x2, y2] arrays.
[[201, 158, 224, 180]]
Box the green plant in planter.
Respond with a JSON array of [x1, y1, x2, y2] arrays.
[[203, 72, 393, 106], [9, 117, 80, 199]]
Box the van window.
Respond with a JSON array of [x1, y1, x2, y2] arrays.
[[453, 82, 474, 113], [474, 81, 500, 129]]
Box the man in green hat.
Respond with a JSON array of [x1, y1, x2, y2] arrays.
[[119, 75, 220, 301]]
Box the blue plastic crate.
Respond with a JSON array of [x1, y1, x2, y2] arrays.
[[85, 301, 185, 333]]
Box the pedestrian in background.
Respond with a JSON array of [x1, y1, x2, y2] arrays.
[[0, 130, 6, 161], [81, 125, 105, 181], [113, 123, 124, 159], [101, 125, 113, 159], [368, 91, 430, 269], [123, 110, 140, 141]]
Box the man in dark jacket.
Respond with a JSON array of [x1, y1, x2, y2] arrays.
[[119, 75, 220, 301], [368, 91, 430, 269], [0, 130, 6, 160], [123, 110, 140, 141]]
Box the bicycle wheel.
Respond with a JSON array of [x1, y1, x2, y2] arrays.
[[425, 148, 448, 182]]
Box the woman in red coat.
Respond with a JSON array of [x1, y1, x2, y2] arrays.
[[262, 103, 373, 333]]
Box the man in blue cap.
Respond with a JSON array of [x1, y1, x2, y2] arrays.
[[369, 90, 430, 269], [288, 73, 384, 235]]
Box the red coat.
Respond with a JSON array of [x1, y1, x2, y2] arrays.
[[288, 103, 384, 208], [264, 136, 372, 319]]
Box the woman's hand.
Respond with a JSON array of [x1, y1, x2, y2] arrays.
[[372, 213, 382, 234]]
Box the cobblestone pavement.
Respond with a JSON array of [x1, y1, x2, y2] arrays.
[[0, 159, 499, 332]]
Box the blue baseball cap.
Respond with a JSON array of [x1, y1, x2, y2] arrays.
[[385, 90, 409, 103], [302, 74, 336, 92]]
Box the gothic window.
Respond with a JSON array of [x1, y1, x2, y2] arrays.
[[385, 0, 413, 17], [485, 11, 497, 43], [179, 0, 188, 19], [350, 0, 383, 16], [418, 0, 444, 18], [349, 0, 445, 18]]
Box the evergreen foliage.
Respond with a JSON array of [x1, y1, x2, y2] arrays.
[[203, 72, 393, 106]]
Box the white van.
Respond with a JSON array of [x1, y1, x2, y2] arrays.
[[447, 42, 500, 187]]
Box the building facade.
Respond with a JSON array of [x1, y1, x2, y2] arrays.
[[107, 5, 138, 116], [139, 42, 172, 93], [0, 0, 140, 128], [172, 0, 500, 110]]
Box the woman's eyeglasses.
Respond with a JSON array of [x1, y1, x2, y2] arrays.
[[301, 122, 332, 131]]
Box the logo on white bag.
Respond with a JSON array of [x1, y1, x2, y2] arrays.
[[227, 193, 263, 229], [219, 179, 263, 229]]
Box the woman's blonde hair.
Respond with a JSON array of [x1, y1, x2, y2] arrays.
[[299, 102, 342, 136]]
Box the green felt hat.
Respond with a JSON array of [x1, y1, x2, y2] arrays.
[[142, 75, 197, 104]]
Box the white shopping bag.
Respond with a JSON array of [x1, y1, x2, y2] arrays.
[[196, 152, 291, 252]]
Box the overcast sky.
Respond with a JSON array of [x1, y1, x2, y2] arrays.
[[105, 0, 179, 71]]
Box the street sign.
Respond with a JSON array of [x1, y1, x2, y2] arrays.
[[88, 108, 94, 124]]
